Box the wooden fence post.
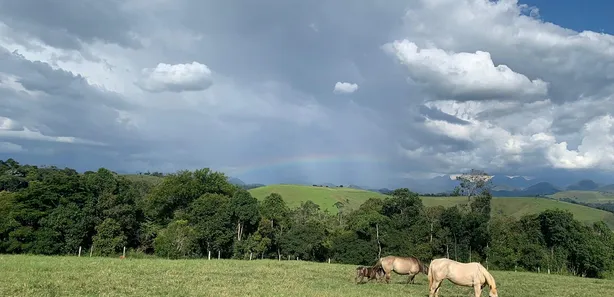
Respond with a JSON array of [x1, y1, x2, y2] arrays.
[[78, 246, 82, 257], [90, 246, 93, 257], [208, 251, 211, 260]]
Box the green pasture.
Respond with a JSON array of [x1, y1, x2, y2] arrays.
[[0, 255, 612, 297], [549, 190, 614, 204]]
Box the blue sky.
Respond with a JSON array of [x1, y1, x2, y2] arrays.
[[1, 0, 614, 189], [520, 0, 614, 34]]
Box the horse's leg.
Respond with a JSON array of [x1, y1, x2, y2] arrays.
[[434, 281, 443, 297], [473, 284, 482, 297], [409, 274, 416, 284], [428, 280, 442, 297]]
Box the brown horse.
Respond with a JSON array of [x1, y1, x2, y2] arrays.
[[372, 255, 429, 284], [428, 258, 498, 297], [355, 265, 385, 284]]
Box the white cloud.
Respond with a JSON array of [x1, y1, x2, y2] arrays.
[[0, 116, 19, 130], [546, 115, 614, 169], [333, 82, 358, 94], [385, 40, 548, 101], [0, 141, 23, 153], [136, 61, 213, 93]]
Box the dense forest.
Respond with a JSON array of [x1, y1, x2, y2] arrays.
[[1, 159, 613, 279]]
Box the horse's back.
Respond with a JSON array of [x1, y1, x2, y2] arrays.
[[430, 258, 483, 286]]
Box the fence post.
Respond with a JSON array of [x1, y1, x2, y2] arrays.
[[218, 250, 220, 259], [90, 246, 93, 257], [208, 251, 211, 260], [123, 246, 126, 258], [78, 246, 82, 257], [249, 252, 253, 260]]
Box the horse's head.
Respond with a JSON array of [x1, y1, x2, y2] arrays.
[[489, 286, 498, 297], [419, 262, 429, 274]]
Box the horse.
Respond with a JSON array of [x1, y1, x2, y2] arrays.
[[372, 255, 429, 284], [427, 258, 498, 297], [355, 265, 385, 284]]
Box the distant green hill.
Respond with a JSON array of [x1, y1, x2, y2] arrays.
[[248, 184, 388, 212], [123, 174, 164, 186], [249, 184, 614, 229], [549, 190, 614, 204]]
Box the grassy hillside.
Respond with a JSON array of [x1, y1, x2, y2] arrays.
[[249, 184, 614, 229], [1, 255, 613, 297], [249, 184, 387, 212], [422, 196, 614, 229], [549, 190, 614, 204]]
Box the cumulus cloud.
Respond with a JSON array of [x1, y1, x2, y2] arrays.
[[333, 82, 358, 94], [1, 0, 614, 188], [385, 40, 549, 101], [136, 62, 213, 93], [546, 115, 614, 170]]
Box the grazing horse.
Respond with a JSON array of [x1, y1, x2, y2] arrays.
[[428, 258, 498, 297], [355, 265, 385, 284], [372, 255, 429, 284]]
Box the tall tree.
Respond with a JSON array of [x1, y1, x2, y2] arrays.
[[454, 169, 492, 201]]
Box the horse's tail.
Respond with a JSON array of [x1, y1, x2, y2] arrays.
[[371, 257, 383, 269], [427, 260, 434, 288], [414, 257, 428, 274], [478, 263, 496, 290]]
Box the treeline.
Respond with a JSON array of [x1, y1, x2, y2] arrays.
[[1, 159, 613, 279]]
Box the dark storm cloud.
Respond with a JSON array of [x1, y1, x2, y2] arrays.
[[0, 46, 144, 167], [2, 0, 614, 187], [0, 0, 141, 50]]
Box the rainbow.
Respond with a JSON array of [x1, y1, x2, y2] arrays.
[[223, 152, 391, 176]]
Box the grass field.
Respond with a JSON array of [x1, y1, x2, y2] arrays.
[[549, 190, 614, 204], [1, 255, 612, 297], [249, 184, 387, 213]]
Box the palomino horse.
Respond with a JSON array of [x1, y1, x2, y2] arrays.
[[427, 258, 498, 297], [372, 255, 429, 284]]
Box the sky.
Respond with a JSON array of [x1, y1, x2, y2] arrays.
[[1, 0, 614, 188]]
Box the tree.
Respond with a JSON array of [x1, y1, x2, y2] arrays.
[[92, 218, 127, 256], [259, 193, 290, 259], [188, 193, 234, 257], [454, 169, 492, 201], [230, 189, 260, 242], [154, 219, 197, 259]]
